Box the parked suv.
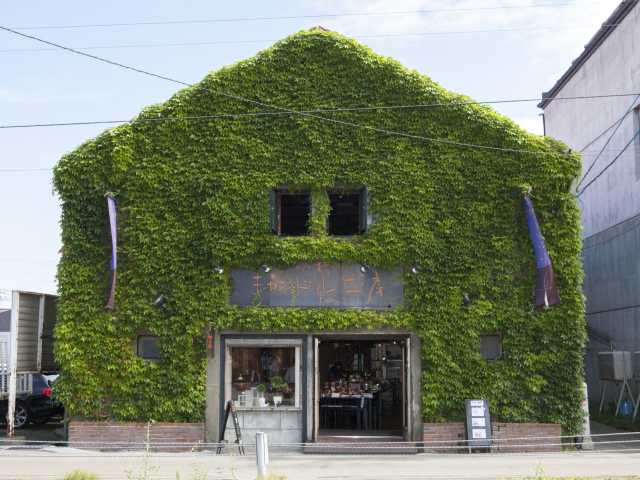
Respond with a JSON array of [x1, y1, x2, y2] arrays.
[[0, 373, 64, 428]]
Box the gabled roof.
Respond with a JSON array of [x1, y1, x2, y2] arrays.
[[538, 0, 639, 109]]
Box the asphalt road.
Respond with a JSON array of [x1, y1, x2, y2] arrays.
[[0, 448, 639, 480]]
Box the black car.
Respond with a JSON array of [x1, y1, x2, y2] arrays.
[[0, 373, 64, 428]]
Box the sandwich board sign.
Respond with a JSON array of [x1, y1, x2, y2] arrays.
[[465, 399, 491, 451]]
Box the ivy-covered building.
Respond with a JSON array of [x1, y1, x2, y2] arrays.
[[54, 28, 585, 445]]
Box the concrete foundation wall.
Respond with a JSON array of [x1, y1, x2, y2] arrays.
[[223, 408, 303, 445]]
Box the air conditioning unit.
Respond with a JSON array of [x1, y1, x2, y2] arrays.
[[597, 351, 632, 381]]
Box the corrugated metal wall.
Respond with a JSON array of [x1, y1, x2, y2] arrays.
[[16, 293, 39, 372]]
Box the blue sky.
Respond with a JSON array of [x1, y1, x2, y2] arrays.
[[0, 0, 621, 299]]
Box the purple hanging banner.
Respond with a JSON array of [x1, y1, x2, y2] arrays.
[[105, 194, 117, 311], [522, 193, 560, 310]]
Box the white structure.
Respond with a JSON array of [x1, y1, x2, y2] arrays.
[[1, 291, 57, 435], [539, 0, 640, 409]]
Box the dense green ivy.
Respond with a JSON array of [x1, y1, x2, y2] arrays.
[[53, 29, 585, 432]]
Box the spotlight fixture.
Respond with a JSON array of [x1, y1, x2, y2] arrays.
[[261, 265, 271, 273], [462, 293, 471, 306], [410, 266, 421, 275], [213, 266, 224, 275], [153, 294, 167, 308], [359, 264, 369, 274]]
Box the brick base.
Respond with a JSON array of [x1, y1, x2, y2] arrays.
[[423, 422, 562, 453], [68, 421, 205, 452]]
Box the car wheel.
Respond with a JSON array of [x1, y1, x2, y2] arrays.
[[14, 404, 29, 429]]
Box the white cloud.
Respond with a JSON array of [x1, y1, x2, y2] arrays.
[[307, 0, 620, 70], [513, 115, 544, 135]]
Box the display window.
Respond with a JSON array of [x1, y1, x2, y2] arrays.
[[225, 339, 301, 409]]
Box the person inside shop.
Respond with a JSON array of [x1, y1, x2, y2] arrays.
[[328, 361, 344, 382]]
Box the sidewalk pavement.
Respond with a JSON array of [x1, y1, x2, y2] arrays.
[[1, 447, 640, 479]]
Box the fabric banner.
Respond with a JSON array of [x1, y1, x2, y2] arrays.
[[522, 194, 560, 310], [105, 194, 117, 311]]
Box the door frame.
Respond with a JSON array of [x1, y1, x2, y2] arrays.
[[312, 332, 419, 440]]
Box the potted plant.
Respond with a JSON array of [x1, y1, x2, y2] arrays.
[[255, 383, 267, 407], [270, 376, 287, 407]]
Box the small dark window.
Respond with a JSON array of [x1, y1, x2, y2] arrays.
[[137, 335, 161, 361], [270, 190, 310, 236], [480, 334, 502, 361], [328, 188, 368, 235]]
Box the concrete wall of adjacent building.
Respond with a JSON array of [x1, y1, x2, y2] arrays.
[[544, 4, 640, 237], [542, 2, 640, 409]]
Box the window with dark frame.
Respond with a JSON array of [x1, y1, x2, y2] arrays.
[[137, 335, 161, 361], [328, 187, 368, 235], [270, 190, 311, 236], [479, 334, 502, 361]]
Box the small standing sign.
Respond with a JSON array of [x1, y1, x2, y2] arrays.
[[464, 399, 491, 452], [217, 400, 245, 455]]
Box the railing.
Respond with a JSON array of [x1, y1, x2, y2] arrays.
[[0, 371, 33, 399]]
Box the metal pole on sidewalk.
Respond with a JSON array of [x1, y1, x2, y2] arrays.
[[256, 432, 269, 479], [580, 381, 594, 450]]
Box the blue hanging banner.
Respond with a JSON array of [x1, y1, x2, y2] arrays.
[[105, 194, 118, 311], [522, 193, 560, 310]]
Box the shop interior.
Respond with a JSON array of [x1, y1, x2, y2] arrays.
[[318, 339, 405, 436]]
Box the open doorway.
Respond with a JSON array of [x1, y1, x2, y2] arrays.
[[316, 338, 406, 438]]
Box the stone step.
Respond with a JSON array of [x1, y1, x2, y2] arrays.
[[304, 436, 418, 454]]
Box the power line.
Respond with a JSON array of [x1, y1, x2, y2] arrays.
[[577, 127, 640, 196], [10, 2, 591, 30], [575, 94, 640, 189], [1, 93, 639, 130], [0, 24, 623, 53], [0, 25, 571, 157]]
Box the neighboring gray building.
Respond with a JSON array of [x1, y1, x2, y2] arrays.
[[539, 0, 640, 407]]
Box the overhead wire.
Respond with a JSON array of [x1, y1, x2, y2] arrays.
[[575, 93, 640, 189], [577, 126, 640, 196], [1, 93, 639, 130], [0, 25, 573, 157], [10, 1, 595, 30], [0, 24, 624, 53]]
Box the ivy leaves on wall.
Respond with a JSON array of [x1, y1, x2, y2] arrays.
[[52, 29, 585, 432]]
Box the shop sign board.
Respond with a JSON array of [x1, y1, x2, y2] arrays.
[[230, 262, 403, 309], [465, 399, 491, 449]]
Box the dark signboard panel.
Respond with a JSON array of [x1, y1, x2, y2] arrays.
[[230, 263, 403, 309]]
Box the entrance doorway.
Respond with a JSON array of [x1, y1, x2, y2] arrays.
[[315, 338, 407, 438]]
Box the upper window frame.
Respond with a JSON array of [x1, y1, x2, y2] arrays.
[[269, 188, 311, 237]]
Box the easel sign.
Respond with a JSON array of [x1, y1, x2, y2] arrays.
[[464, 399, 491, 451], [217, 400, 245, 455]]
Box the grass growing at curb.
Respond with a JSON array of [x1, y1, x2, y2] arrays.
[[63, 471, 99, 480]]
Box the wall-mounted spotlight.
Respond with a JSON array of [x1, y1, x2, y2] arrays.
[[462, 293, 472, 306], [213, 266, 224, 275], [153, 294, 167, 308], [359, 264, 369, 273], [261, 265, 272, 273], [410, 266, 421, 275]]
